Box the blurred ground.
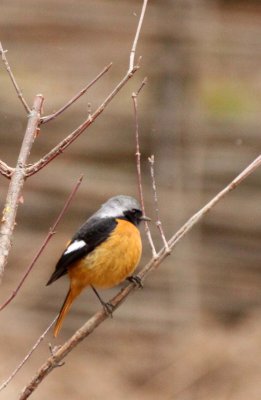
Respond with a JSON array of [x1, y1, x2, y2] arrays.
[[0, 0, 261, 399]]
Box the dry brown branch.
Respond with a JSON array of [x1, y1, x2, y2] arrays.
[[25, 0, 148, 178], [0, 0, 147, 179], [19, 155, 261, 400], [0, 175, 83, 311], [132, 78, 157, 258], [0, 95, 44, 283], [0, 42, 31, 114], [167, 155, 261, 250], [129, 0, 148, 72], [41, 63, 112, 124], [148, 155, 170, 252], [25, 67, 139, 177], [0, 316, 58, 392]]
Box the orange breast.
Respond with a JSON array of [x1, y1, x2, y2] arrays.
[[68, 219, 142, 291]]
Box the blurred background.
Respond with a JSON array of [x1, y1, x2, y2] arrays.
[[0, 0, 261, 399]]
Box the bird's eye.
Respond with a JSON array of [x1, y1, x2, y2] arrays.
[[132, 208, 142, 217]]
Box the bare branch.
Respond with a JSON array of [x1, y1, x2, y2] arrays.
[[41, 63, 112, 124], [0, 42, 31, 114], [129, 0, 148, 72], [132, 79, 157, 258], [0, 316, 57, 392], [0, 0, 148, 188], [25, 67, 139, 177], [0, 95, 44, 283], [168, 155, 261, 251], [19, 151, 261, 400], [0, 160, 14, 179], [0, 175, 83, 311], [136, 76, 147, 94], [148, 155, 170, 253], [25, 0, 149, 177]]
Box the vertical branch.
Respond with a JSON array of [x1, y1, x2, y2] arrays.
[[129, 0, 148, 72], [132, 79, 157, 258], [0, 94, 44, 283], [148, 155, 170, 252]]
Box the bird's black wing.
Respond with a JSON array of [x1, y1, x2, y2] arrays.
[[46, 217, 117, 285]]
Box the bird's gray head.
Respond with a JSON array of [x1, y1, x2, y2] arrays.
[[93, 195, 149, 226]]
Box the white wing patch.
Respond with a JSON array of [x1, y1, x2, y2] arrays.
[[64, 240, 86, 255]]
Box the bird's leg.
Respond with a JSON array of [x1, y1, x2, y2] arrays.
[[91, 285, 114, 316], [127, 275, 143, 288]]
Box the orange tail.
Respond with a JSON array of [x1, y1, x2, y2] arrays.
[[54, 288, 75, 338]]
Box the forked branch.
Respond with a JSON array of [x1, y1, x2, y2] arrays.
[[25, 65, 140, 177], [0, 0, 148, 179], [25, 0, 148, 177], [41, 63, 112, 124]]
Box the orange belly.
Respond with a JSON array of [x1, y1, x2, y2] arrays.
[[68, 219, 142, 293]]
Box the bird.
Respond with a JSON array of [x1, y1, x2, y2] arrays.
[[47, 195, 150, 337]]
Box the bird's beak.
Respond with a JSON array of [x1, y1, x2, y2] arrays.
[[140, 215, 151, 222]]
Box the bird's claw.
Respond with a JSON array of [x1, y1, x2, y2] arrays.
[[127, 275, 143, 288], [102, 301, 114, 317]]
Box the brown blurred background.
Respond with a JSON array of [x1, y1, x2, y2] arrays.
[[0, 0, 261, 399]]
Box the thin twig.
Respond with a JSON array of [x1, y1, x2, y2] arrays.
[[0, 175, 83, 311], [135, 76, 147, 95], [25, 0, 149, 178], [132, 78, 157, 258], [18, 155, 261, 400], [0, 160, 14, 179], [25, 67, 139, 177], [0, 42, 31, 114], [41, 63, 112, 124], [148, 155, 170, 253], [129, 0, 148, 72], [0, 0, 148, 178], [0, 95, 44, 284], [167, 155, 261, 251], [0, 316, 58, 392]]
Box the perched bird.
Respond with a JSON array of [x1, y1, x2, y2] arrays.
[[47, 195, 149, 337]]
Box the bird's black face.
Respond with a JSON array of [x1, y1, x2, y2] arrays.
[[123, 208, 144, 226]]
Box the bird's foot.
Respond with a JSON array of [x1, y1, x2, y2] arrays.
[[91, 285, 114, 317], [127, 275, 143, 288], [102, 301, 114, 317]]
